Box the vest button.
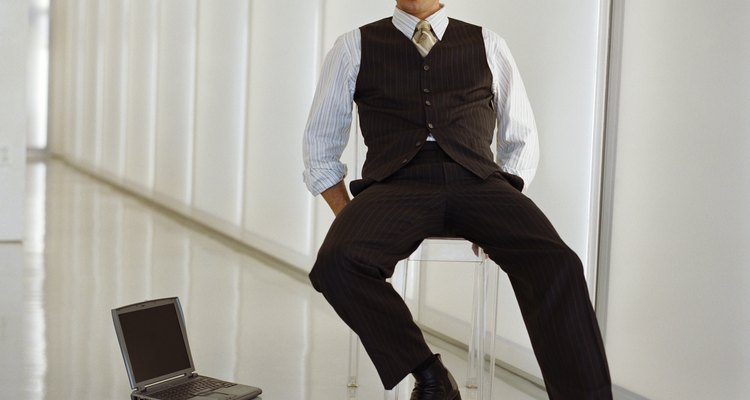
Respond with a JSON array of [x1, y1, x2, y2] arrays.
[[425, 100, 432, 106], [423, 65, 430, 71], [423, 88, 430, 93]]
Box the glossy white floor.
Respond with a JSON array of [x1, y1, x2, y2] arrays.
[[0, 159, 547, 400]]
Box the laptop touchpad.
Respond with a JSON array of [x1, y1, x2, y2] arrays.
[[188, 394, 231, 399], [216, 385, 256, 396]]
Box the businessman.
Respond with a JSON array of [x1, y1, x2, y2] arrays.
[[302, 1, 612, 399]]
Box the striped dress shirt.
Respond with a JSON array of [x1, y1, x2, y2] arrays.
[[303, 6, 539, 196]]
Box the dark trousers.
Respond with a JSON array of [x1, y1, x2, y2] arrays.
[[309, 143, 612, 399]]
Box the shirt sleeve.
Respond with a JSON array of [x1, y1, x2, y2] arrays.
[[483, 28, 540, 190], [302, 30, 360, 196]]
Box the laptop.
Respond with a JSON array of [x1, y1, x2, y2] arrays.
[[112, 297, 262, 400]]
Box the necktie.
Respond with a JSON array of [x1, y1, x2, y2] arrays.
[[412, 20, 437, 57]]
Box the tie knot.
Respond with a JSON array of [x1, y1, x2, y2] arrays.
[[416, 20, 432, 33], [412, 20, 437, 58]]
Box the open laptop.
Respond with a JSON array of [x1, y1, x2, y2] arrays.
[[112, 297, 262, 400]]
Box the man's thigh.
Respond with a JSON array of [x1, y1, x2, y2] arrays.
[[446, 170, 569, 265], [319, 180, 447, 277]]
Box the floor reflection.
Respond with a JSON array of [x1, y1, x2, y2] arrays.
[[1, 159, 545, 399]]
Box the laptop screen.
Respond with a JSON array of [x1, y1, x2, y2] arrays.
[[113, 298, 195, 388]]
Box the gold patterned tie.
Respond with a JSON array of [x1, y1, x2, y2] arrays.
[[412, 20, 437, 57]]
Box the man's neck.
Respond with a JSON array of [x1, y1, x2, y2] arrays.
[[397, 3, 442, 20]]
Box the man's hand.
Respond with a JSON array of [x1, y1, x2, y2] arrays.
[[321, 180, 351, 216]]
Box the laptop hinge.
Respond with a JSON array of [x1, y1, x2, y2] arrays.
[[136, 373, 195, 393]]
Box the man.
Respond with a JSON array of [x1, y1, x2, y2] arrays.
[[302, 1, 612, 399]]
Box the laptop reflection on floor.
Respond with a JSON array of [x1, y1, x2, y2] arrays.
[[113, 297, 262, 400]]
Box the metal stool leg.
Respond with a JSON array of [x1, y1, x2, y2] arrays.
[[467, 250, 499, 400], [348, 330, 360, 388]]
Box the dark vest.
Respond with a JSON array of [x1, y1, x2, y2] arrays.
[[355, 17, 499, 182]]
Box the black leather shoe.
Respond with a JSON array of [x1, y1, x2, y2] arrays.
[[410, 354, 461, 400]]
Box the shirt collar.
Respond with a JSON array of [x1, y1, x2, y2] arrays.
[[392, 4, 449, 40]]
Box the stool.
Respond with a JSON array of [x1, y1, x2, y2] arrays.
[[347, 238, 500, 400]]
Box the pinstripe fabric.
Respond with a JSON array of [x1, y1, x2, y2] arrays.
[[309, 144, 612, 396], [355, 18, 500, 184], [302, 6, 539, 196]]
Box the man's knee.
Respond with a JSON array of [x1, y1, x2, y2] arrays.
[[560, 245, 585, 274], [309, 240, 349, 293], [499, 240, 586, 285], [539, 242, 585, 278], [308, 268, 325, 293], [309, 239, 389, 293], [308, 258, 331, 294], [545, 245, 590, 294]]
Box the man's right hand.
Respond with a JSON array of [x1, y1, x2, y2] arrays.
[[321, 180, 351, 216]]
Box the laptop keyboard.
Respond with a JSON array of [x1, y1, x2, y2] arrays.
[[152, 377, 235, 400]]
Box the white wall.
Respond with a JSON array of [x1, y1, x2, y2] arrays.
[[242, 0, 322, 265], [153, 0, 197, 210], [191, 0, 249, 231], [0, 0, 28, 241], [603, 1, 750, 399], [27, 0, 50, 150], [123, 0, 159, 192], [78, 0, 100, 170], [97, 0, 128, 180]]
